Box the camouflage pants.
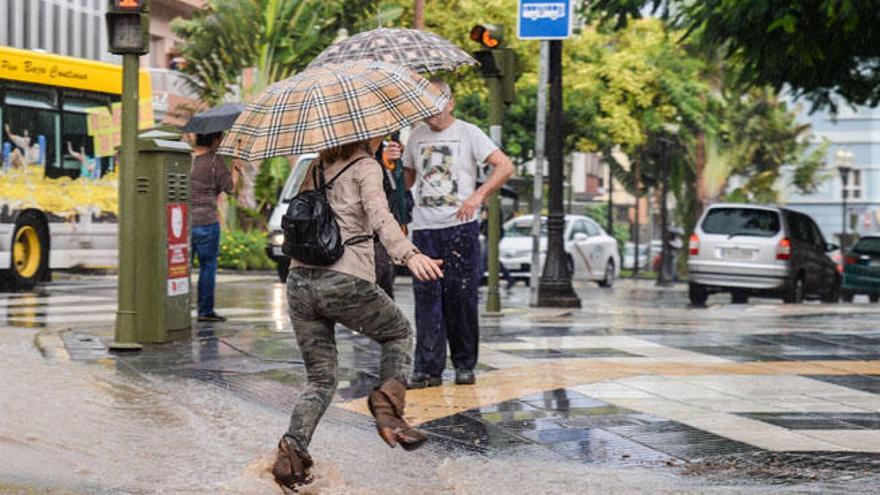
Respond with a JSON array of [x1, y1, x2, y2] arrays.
[[285, 267, 413, 449]]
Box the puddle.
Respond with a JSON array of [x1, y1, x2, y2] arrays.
[[0, 326, 806, 495]]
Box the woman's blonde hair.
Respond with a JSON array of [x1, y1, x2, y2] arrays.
[[318, 140, 371, 164]]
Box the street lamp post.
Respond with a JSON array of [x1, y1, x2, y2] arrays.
[[835, 149, 854, 253], [537, 40, 580, 308]]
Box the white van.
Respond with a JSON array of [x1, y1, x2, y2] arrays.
[[266, 154, 317, 282]]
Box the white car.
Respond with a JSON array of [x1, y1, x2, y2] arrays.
[[499, 214, 620, 288], [267, 154, 318, 282]]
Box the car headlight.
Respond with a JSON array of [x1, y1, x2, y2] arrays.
[[271, 232, 285, 246]]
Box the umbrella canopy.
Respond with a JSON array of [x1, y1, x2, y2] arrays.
[[181, 102, 246, 134], [218, 61, 448, 162], [307, 28, 476, 74]]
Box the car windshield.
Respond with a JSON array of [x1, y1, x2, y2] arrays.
[[701, 208, 780, 237], [853, 237, 880, 255], [504, 218, 573, 237]]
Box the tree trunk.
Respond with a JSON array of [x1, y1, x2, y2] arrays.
[[694, 131, 707, 223], [413, 0, 425, 29]]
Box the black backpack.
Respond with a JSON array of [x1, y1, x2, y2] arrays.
[[281, 157, 371, 266]]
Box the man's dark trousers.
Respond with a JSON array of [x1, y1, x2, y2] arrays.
[[412, 221, 480, 377]]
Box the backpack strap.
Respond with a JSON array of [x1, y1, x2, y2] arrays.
[[343, 235, 373, 247], [313, 161, 327, 190], [326, 156, 370, 189]]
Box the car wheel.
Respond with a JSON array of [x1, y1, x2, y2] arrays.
[[822, 277, 841, 303], [731, 291, 749, 304], [565, 254, 574, 275], [598, 260, 615, 288], [276, 257, 290, 283], [783, 273, 805, 304], [688, 282, 708, 307], [841, 289, 855, 303], [2, 211, 50, 291], [871, 294, 880, 303]]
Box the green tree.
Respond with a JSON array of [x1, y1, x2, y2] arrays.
[[172, 0, 383, 224], [172, 0, 382, 104], [713, 88, 829, 203], [588, 0, 880, 111]]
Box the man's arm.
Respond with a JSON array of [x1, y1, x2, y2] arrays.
[[456, 149, 514, 221]]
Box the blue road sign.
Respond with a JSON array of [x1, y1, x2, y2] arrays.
[[517, 0, 573, 40]]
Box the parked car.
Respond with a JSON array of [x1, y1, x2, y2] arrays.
[[621, 242, 659, 270], [499, 214, 620, 287], [841, 234, 880, 303], [267, 154, 317, 282], [687, 204, 840, 306]]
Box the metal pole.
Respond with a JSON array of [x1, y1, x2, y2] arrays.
[[529, 41, 549, 307], [842, 174, 848, 253], [537, 40, 580, 308], [110, 53, 142, 351], [485, 76, 504, 313], [645, 185, 653, 268], [633, 190, 640, 277], [607, 164, 613, 233]]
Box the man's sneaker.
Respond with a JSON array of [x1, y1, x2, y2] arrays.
[[455, 369, 476, 385], [197, 313, 226, 322], [407, 372, 442, 389]]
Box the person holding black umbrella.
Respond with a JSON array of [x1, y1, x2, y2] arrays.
[[183, 103, 247, 322], [189, 131, 235, 322]]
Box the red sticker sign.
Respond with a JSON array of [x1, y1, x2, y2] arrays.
[[166, 203, 189, 295]]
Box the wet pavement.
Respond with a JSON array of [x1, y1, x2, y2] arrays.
[[2, 273, 880, 493]]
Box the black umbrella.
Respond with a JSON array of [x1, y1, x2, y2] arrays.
[[182, 102, 246, 135]]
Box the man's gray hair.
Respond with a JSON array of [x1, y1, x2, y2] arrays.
[[429, 78, 452, 99]]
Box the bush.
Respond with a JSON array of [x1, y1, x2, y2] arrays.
[[217, 229, 274, 271]]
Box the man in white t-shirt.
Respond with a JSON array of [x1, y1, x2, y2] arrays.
[[403, 79, 514, 388]]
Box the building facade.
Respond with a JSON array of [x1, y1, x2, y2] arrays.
[[782, 105, 880, 244], [0, 0, 204, 123]]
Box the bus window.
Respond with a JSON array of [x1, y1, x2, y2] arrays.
[[63, 94, 112, 179], [3, 88, 61, 177]]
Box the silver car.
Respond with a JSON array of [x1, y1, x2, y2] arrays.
[[688, 204, 841, 306]]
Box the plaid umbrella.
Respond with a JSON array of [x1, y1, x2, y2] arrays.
[[218, 61, 448, 161], [307, 28, 476, 74]]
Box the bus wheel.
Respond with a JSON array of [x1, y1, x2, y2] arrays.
[[7, 212, 49, 291]]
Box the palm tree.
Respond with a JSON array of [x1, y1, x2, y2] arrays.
[[172, 0, 382, 226], [172, 0, 383, 104]]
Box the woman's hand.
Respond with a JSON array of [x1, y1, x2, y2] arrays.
[[406, 254, 443, 282]]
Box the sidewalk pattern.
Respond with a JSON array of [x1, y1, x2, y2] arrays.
[[7, 276, 880, 485]]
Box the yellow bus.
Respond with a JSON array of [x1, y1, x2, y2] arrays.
[[0, 46, 154, 289]]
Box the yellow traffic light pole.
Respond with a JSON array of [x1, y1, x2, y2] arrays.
[[470, 25, 516, 314], [106, 0, 151, 350]]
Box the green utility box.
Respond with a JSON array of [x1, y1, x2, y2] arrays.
[[133, 131, 193, 343]]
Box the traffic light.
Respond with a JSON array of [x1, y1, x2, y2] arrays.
[[470, 24, 516, 105], [470, 24, 504, 49], [106, 0, 150, 55]]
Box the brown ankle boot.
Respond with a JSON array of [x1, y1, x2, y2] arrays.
[[367, 378, 428, 451], [272, 435, 314, 489]]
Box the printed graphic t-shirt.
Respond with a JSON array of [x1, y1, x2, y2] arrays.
[[403, 120, 499, 231]]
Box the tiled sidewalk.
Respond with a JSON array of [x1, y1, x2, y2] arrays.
[[12, 274, 880, 486]]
